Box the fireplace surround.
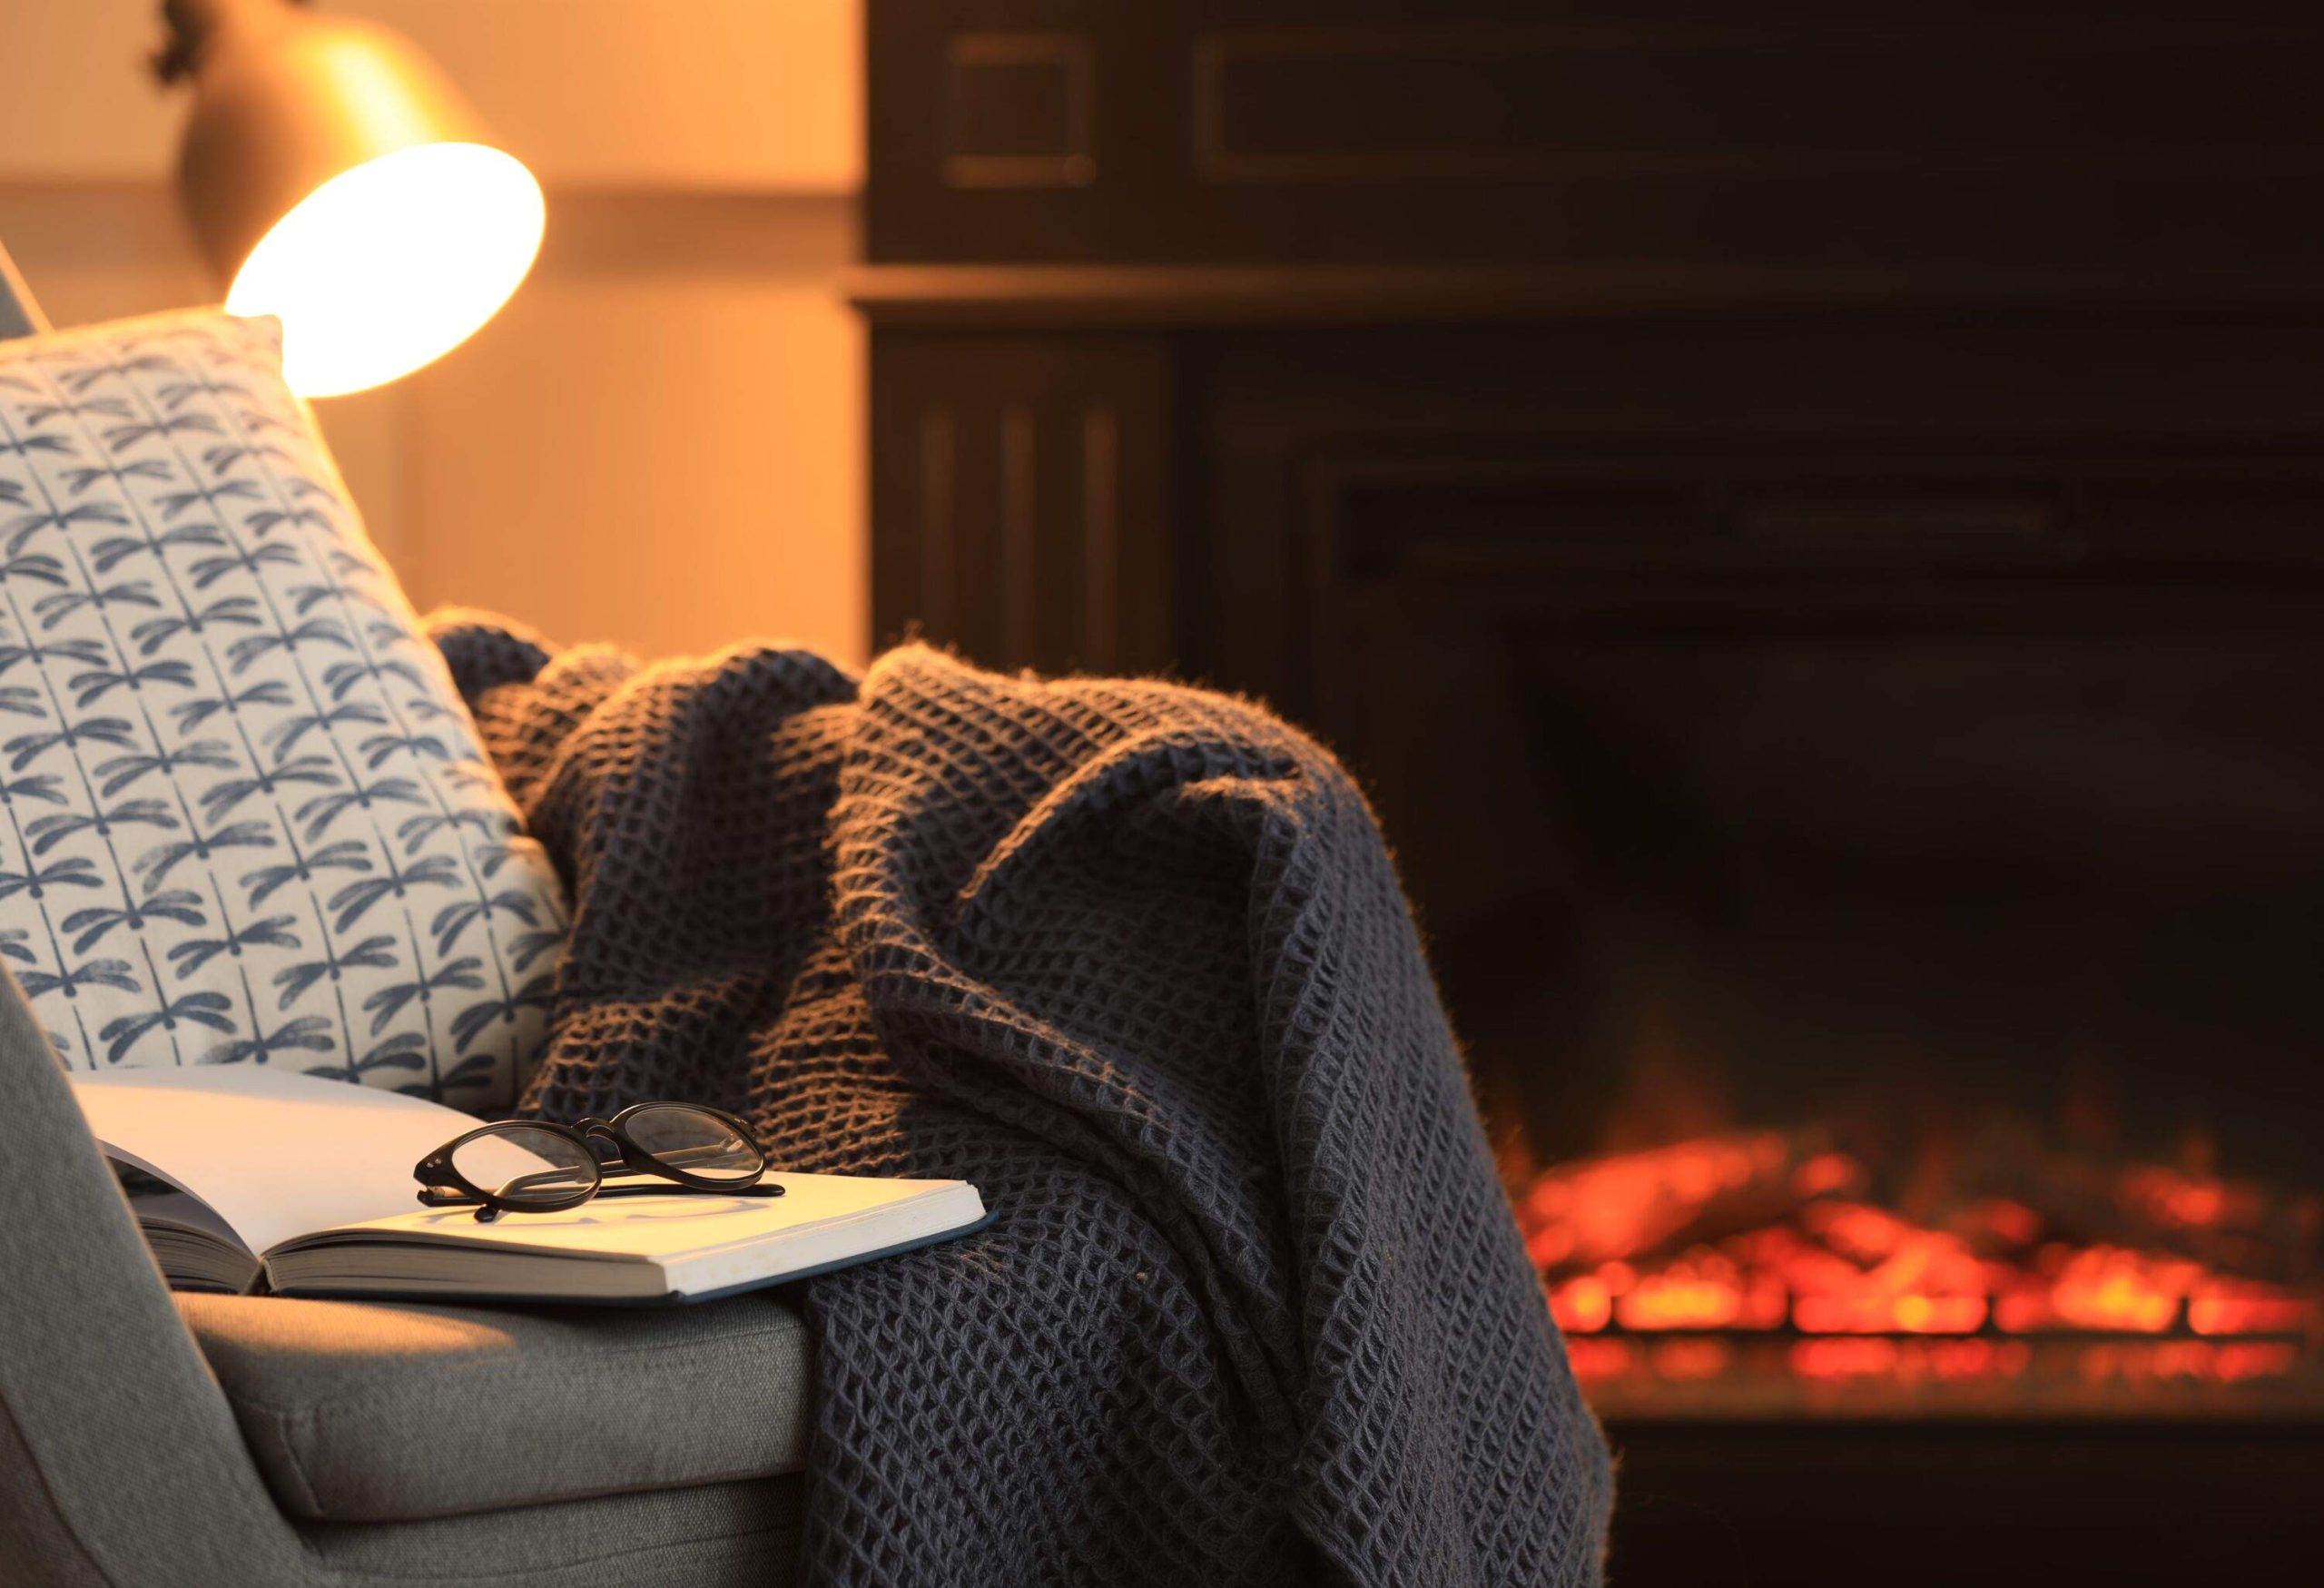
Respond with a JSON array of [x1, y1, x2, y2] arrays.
[[861, 5, 2324, 1579]]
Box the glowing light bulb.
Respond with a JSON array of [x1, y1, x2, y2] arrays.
[[224, 142, 544, 399]]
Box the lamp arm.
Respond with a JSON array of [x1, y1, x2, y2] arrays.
[[155, 0, 310, 86], [0, 238, 51, 341]]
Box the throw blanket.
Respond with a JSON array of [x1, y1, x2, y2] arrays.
[[431, 615, 1611, 1587]]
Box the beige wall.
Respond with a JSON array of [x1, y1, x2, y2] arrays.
[[0, 0, 866, 664]]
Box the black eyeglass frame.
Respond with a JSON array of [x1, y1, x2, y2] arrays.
[[413, 1103, 783, 1222]]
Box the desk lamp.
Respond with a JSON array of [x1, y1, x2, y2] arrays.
[[153, 0, 544, 396]]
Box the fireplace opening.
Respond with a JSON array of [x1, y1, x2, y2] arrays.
[[1433, 629, 2324, 1420], [1344, 475, 2324, 1425], [1445, 636, 2324, 1430]]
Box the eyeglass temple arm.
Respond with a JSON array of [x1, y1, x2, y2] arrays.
[[586, 1180, 783, 1198], [419, 1177, 782, 1207], [590, 1139, 762, 1172]]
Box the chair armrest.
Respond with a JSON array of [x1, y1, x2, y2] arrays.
[[0, 968, 314, 1587]]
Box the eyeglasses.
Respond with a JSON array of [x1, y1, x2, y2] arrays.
[[413, 1103, 782, 1223]]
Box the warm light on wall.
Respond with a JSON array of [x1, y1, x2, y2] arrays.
[[162, 0, 543, 397]]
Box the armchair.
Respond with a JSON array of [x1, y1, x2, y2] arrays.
[[0, 965, 812, 1588]]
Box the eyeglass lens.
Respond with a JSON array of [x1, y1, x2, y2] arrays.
[[624, 1104, 763, 1182], [450, 1125, 599, 1208]]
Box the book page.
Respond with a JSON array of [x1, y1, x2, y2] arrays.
[[71, 1068, 480, 1258], [265, 1179, 990, 1300]]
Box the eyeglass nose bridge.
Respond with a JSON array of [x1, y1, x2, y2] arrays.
[[572, 1118, 702, 1179], [573, 1119, 623, 1155]]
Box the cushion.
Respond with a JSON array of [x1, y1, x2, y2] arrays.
[[0, 310, 566, 1107], [175, 1291, 814, 1523], [296, 1477, 806, 1587]]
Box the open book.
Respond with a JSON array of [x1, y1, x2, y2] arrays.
[[71, 1069, 988, 1304]]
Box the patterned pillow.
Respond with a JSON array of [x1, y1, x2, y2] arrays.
[[0, 310, 565, 1108]]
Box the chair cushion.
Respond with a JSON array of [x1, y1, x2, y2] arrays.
[[176, 1290, 812, 1523], [297, 1475, 806, 1588]]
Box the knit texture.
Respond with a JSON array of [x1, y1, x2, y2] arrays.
[[429, 613, 1611, 1588]]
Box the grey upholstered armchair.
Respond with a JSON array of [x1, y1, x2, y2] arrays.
[[0, 966, 813, 1588]]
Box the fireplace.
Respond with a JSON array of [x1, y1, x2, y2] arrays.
[[1383, 458, 2324, 1425], [862, 4, 2324, 1578]]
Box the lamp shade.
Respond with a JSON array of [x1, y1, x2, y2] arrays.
[[172, 1, 544, 397]]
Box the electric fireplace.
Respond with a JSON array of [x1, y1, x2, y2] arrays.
[[1308, 411, 2324, 1580], [1451, 616, 2324, 1421]]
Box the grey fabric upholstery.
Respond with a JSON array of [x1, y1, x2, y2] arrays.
[[0, 962, 321, 1587], [0, 963, 806, 1588], [0, 1406, 112, 1588], [297, 1476, 805, 1587], [179, 1292, 813, 1522]]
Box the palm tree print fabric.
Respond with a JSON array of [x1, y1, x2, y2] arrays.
[[0, 311, 566, 1107]]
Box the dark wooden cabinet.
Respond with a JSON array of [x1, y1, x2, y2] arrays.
[[863, 0, 2324, 693], [866, 2, 2324, 271], [869, 332, 1173, 676]]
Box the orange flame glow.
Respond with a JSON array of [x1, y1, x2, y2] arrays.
[[1518, 1134, 2319, 1396]]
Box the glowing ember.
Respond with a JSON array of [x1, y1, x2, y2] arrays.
[[2116, 1166, 2265, 1233], [1788, 1336, 2034, 1384], [1520, 1132, 1796, 1272], [2189, 1278, 2319, 1337]]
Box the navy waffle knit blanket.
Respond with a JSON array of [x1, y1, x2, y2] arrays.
[[430, 614, 1610, 1586]]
